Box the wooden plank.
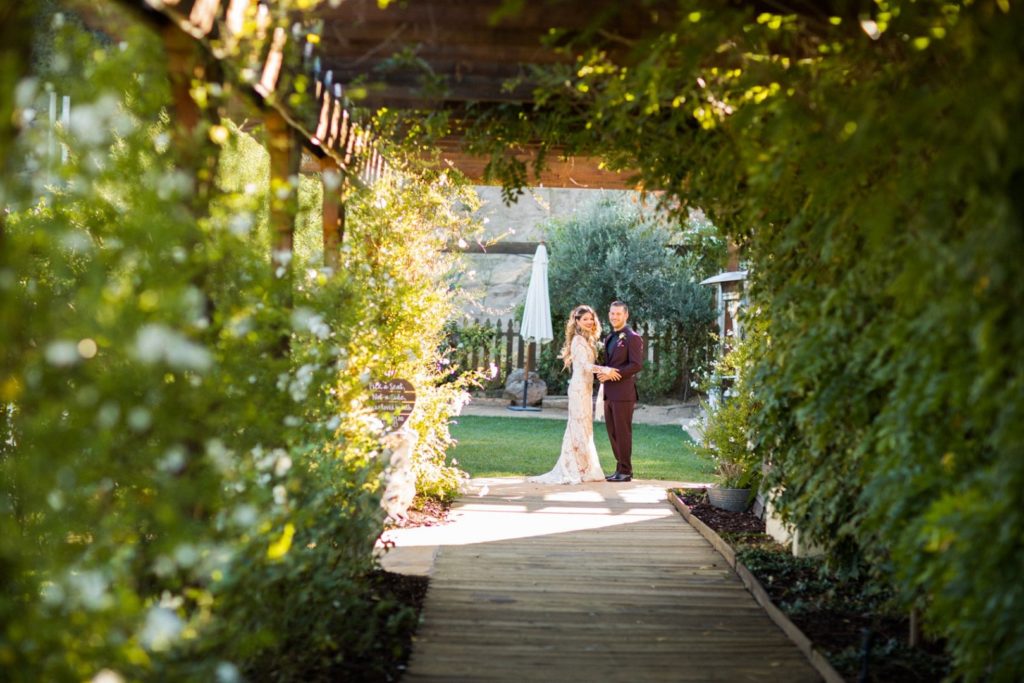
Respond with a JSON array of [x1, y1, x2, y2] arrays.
[[668, 490, 845, 683], [435, 147, 638, 189], [443, 240, 541, 254], [403, 484, 822, 682]]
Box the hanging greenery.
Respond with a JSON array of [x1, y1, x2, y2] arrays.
[[443, 1, 1023, 679]]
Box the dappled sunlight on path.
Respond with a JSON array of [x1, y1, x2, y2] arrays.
[[378, 478, 707, 569]]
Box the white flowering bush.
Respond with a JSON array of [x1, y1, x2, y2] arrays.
[[1, 8, 477, 682]]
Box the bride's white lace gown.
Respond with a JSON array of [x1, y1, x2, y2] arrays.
[[528, 335, 606, 484]]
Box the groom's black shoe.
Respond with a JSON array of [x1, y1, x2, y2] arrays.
[[607, 473, 632, 482], [605, 472, 621, 481]]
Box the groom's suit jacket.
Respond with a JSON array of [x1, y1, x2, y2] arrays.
[[603, 326, 644, 402]]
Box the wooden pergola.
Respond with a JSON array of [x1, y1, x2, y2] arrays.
[[89, 0, 651, 271], [313, 0, 652, 189]]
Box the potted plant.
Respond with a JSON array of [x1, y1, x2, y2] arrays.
[[696, 334, 762, 512]]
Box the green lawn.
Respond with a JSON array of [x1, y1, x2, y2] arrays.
[[448, 415, 715, 482]]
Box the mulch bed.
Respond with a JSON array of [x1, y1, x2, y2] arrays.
[[343, 497, 451, 681], [385, 496, 453, 529], [362, 569, 430, 682], [673, 488, 950, 683]]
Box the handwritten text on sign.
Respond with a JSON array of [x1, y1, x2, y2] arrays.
[[370, 378, 416, 430]]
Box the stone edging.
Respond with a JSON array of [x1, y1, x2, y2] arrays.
[[668, 491, 845, 683]]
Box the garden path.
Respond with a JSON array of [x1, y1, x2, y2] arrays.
[[380, 478, 820, 682]]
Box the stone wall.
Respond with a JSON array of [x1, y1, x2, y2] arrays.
[[457, 185, 637, 321]]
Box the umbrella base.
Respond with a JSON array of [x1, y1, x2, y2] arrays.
[[507, 405, 542, 412]]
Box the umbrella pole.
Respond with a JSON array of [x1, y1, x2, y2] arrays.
[[522, 348, 530, 407], [509, 341, 541, 412]]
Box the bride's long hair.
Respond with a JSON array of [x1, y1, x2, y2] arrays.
[[558, 305, 602, 369]]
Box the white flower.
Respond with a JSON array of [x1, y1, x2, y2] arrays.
[[135, 324, 212, 372], [216, 662, 241, 683], [15, 77, 38, 109], [273, 485, 287, 505], [40, 581, 65, 606], [227, 212, 254, 237], [322, 169, 341, 191], [90, 670, 125, 683], [232, 505, 258, 527], [291, 308, 330, 339], [156, 170, 193, 200], [61, 231, 93, 255], [158, 446, 187, 473], [139, 606, 183, 651], [97, 403, 120, 428], [68, 96, 117, 146], [153, 131, 171, 152], [68, 570, 112, 610], [127, 407, 152, 432], [274, 455, 292, 477], [172, 544, 198, 568], [254, 447, 279, 471], [205, 439, 233, 473], [45, 340, 80, 367], [152, 555, 175, 578]]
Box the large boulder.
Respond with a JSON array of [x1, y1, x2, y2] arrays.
[[504, 368, 547, 406]]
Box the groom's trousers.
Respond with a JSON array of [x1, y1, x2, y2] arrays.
[[604, 400, 635, 476]]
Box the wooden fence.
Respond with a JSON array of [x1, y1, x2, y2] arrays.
[[449, 318, 706, 400]]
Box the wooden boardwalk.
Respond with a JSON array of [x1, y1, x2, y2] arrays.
[[384, 479, 820, 682]]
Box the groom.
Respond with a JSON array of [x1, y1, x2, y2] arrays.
[[597, 301, 644, 482]]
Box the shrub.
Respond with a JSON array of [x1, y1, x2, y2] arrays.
[[543, 199, 716, 400], [0, 9, 477, 681], [696, 324, 763, 490]]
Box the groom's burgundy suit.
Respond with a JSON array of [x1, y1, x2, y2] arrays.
[[602, 326, 644, 477]]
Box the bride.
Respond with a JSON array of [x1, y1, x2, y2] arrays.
[[528, 305, 609, 484]]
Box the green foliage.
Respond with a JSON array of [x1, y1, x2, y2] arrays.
[[546, 198, 712, 325], [441, 2, 1024, 677], [439, 320, 502, 388], [542, 199, 716, 399], [0, 9, 477, 681], [696, 325, 763, 490]]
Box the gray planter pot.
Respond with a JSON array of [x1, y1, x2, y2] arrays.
[[708, 487, 751, 513]]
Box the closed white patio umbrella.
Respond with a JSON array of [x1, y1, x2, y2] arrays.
[[511, 244, 553, 412]]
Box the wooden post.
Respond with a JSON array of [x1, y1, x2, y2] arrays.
[[266, 111, 300, 279], [0, 4, 35, 175], [470, 320, 479, 370], [504, 319, 514, 380], [162, 25, 220, 212], [726, 240, 741, 272], [319, 157, 344, 270], [482, 319, 492, 377]]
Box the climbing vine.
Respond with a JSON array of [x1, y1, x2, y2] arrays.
[[444, 1, 1023, 678]]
